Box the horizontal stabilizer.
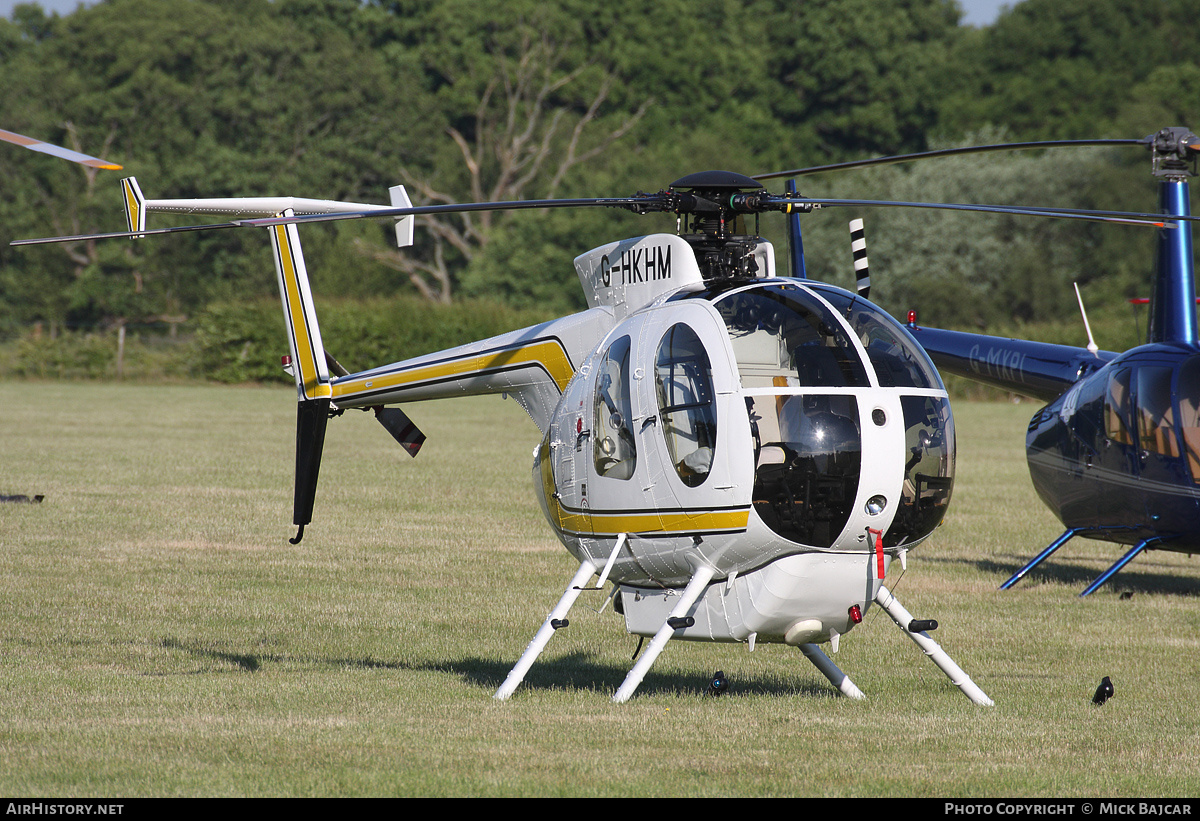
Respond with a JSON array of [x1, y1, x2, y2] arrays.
[[374, 406, 425, 457], [113, 178, 415, 248]]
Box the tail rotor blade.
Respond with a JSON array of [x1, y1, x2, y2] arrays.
[[323, 349, 425, 457], [374, 406, 426, 457]]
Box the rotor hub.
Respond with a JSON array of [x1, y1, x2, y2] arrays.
[[668, 171, 766, 281], [1148, 126, 1200, 179]]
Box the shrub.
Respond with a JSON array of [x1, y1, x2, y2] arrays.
[[189, 295, 557, 383]]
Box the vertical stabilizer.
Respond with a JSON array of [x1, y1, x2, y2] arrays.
[[271, 215, 331, 402], [120, 177, 146, 239], [388, 184, 415, 248], [269, 214, 331, 542]]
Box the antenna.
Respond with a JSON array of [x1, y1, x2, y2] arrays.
[[1074, 282, 1100, 355]]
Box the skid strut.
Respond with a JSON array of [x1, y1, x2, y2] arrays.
[[1000, 528, 1079, 589], [494, 559, 597, 701], [800, 643, 866, 699], [1080, 537, 1162, 597], [874, 585, 993, 706], [612, 564, 716, 703]]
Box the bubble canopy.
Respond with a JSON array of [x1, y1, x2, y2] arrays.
[[675, 281, 954, 549]]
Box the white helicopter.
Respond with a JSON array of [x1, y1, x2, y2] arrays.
[[20, 151, 1182, 705]]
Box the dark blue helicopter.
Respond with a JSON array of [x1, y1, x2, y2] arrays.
[[890, 127, 1200, 596]]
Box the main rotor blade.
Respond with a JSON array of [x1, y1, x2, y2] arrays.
[[11, 195, 670, 246], [0, 128, 122, 170], [755, 138, 1147, 181], [233, 195, 666, 228], [775, 196, 1183, 227], [11, 220, 242, 246], [12, 187, 1188, 249]]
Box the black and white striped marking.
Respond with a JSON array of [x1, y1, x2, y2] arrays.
[[850, 218, 870, 298]]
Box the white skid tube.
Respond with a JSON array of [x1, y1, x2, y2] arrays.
[[874, 585, 994, 706], [799, 644, 866, 699], [494, 559, 598, 701], [612, 564, 716, 703]]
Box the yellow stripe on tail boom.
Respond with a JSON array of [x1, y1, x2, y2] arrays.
[[331, 338, 575, 404]]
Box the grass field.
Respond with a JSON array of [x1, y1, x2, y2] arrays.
[[2, 382, 1199, 797]]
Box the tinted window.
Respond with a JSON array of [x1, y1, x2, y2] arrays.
[[747, 393, 861, 548], [884, 396, 955, 547], [1104, 368, 1134, 445], [1137, 366, 1180, 458], [1178, 357, 1200, 483]]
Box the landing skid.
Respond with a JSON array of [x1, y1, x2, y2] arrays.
[[495, 562, 992, 706], [1001, 528, 1165, 597]]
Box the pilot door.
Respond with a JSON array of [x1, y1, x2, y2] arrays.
[[541, 350, 600, 538], [583, 301, 750, 548], [1131, 364, 1198, 528]]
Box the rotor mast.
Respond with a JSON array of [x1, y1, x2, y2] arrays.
[[1147, 127, 1199, 345]]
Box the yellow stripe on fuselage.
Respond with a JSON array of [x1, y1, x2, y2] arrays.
[[546, 496, 749, 538], [537, 435, 748, 537], [331, 338, 574, 402]]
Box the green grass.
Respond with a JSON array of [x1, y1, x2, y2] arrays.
[[2, 383, 1200, 796]]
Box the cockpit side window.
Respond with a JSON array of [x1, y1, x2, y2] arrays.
[[1104, 368, 1134, 446], [655, 323, 718, 487], [814, 287, 941, 389], [593, 335, 637, 480], [884, 396, 955, 547], [1136, 366, 1180, 458], [1176, 357, 1200, 483], [714, 286, 869, 389]]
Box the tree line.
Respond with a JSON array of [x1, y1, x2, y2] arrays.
[[0, 0, 1197, 352]]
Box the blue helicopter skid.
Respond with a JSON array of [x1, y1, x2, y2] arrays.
[[1000, 528, 1081, 590], [1079, 537, 1165, 597]]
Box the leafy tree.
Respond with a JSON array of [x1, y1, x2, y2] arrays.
[[0, 0, 1186, 346], [754, 0, 963, 159], [936, 0, 1197, 140], [793, 130, 1125, 330], [361, 0, 672, 302], [0, 0, 423, 333]]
